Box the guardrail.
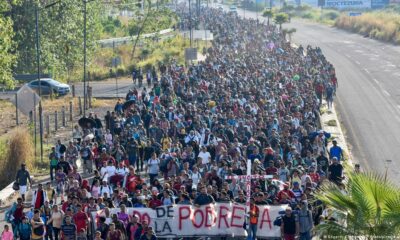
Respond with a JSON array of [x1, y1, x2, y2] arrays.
[[98, 28, 174, 47]]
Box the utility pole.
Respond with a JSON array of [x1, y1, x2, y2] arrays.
[[35, 0, 60, 163], [35, 4, 41, 162], [83, 0, 88, 116], [189, 0, 193, 47]]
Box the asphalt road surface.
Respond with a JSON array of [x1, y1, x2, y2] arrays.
[[231, 7, 400, 181]]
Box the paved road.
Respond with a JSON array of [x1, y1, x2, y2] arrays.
[[230, 7, 400, 180], [0, 78, 139, 100]]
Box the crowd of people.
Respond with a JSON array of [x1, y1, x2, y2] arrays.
[[5, 5, 345, 240]]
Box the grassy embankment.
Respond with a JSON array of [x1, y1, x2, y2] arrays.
[[288, 4, 400, 45]]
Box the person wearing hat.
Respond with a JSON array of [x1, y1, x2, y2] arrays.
[[281, 207, 299, 240], [15, 163, 32, 202]]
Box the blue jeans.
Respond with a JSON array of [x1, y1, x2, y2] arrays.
[[247, 223, 257, 240], [300, 231, 312, 240], [128, 154, 137, 167]]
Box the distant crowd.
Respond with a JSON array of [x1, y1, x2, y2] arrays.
[[6, 5, 344, 240]]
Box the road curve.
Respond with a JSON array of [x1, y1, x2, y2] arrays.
[[236, 9, 400, 180]]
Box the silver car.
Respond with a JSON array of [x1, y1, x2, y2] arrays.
[[27, 78, 71, 96]]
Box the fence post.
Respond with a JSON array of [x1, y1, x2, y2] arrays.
[[46, 115, 50, 136], [69, 101, 73, 121], [79, 96, 82, 115], [55, 111, 58, 131], [29, 111, 33, 124], [72, 84, 75, 97], [62, 106, 66, 127], [88, 86, 92, 108], [15, 93, 19, 126]]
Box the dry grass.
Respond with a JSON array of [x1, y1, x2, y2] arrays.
[[335, 11, 400, 44], [0, 127, 34, 189]]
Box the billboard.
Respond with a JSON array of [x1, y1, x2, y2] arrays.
[[324, 0, 371, 9], [371, 0, 389, 8]]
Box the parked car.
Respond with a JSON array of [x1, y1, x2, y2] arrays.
[[27, 78, 71, 96], [229, 5, 237, 13]]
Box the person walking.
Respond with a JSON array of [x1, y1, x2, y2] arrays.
[[47, 205, 64, 240], [49, 147, 59, 182], [31, 209, 45, 240], [329, 140, 343, 162], [31, 183, 49, 210], [15, 163, 32, 202], [61, 215, 77, 240], [298, 200, 314, 240], [247, 197, 259, 240], [1, 225, 14, 240], [281, 207, 299, 240]]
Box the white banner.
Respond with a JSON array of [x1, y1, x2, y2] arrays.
[[325, 0, 371, 9], [92, 203, 287, 238]]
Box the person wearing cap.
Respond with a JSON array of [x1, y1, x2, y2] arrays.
[[292, 182, 303, 203], [281, 207, 299, 240], [15, 163, 32, 202]]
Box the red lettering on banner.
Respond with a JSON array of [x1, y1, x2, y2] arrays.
[[192, 209, 205, 228], [179, 206, 191, 230], [132, 211, 151, 225], [260, 208, 272, 229], [205, 206, 216, 227], [218, 205, 229, 228], [231, 205, 245, 228]]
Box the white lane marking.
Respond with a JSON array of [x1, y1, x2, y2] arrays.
[[397, 105, 400, 109], [345, 54, 351, 58], [383, 90, 390, 96], [355, 61, 361, 65], [364, 68, 370, 74], [373, 78, 379, 84]]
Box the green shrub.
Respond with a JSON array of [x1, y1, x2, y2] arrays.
[[323, 11, 340, 20], [302, 12, 314, 19], [116, 66, 126, 76]]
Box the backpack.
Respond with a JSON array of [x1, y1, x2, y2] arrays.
[[159, 157, 170, 173], [273, 216, 283, 226]]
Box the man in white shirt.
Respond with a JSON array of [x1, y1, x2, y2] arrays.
[[198, 146, 211, 166], [184, 130, 199, 145]]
